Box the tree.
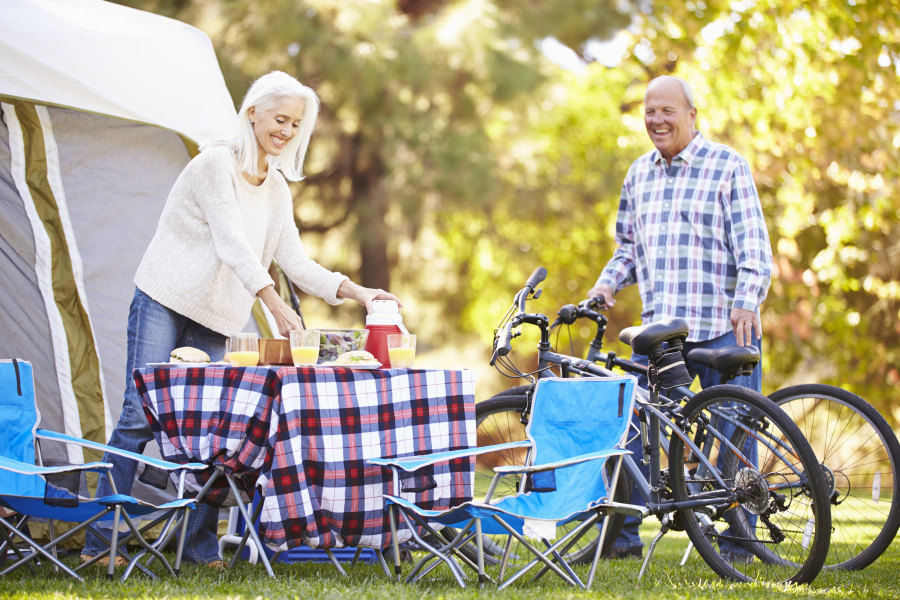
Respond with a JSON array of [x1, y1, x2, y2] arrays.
[[614, 0, 900, 419], [156, 0, 631, 297]]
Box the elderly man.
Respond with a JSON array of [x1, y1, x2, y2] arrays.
[[589, 76, 773, 561]]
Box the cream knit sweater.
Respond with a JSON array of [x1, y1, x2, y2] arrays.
[[134, 145, 347, 336]]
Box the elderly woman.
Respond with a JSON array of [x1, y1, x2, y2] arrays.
[[82, 72, 401, 567]]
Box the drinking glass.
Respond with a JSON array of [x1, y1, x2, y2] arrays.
[[228, 332, 259, 367], [387, 333, 416, 369], [290, 330, 320, 366]]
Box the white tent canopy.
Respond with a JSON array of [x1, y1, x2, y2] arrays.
[[0, 0, 235, 145], [0, 0, 236, 495]]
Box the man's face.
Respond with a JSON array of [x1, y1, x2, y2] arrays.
[[644, 80, 697, 162]]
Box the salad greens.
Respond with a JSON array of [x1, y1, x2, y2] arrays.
[[317, 329, 368, 364]]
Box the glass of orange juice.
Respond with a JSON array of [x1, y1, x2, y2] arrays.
[[387, 334, 416, 369], [290, 330, 320, 366], [228, 332, 259, 367]]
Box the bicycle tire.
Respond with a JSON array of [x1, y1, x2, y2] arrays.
[[670, 385, 832, 584], [474, 394, 630, 566], [769, 384, 900, 570]]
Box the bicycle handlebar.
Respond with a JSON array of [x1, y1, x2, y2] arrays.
[[492, 267, 547, 362], [525, 266, 547, 293]]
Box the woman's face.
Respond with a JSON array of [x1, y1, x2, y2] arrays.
[[248, 96, 305, 158]]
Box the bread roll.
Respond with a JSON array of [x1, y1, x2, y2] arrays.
[[170, 347, 211, 363]]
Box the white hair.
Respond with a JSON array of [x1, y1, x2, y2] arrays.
[[201, 71, 319, 182], [645, 75, 696, 110]]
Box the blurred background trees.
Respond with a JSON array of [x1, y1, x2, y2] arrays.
[[116, 0, 899, 424]]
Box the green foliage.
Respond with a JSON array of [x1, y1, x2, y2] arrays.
[[612, 0, 900, 420], [115, 0, 899, 417]]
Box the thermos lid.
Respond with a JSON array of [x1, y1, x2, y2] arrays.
[[371, 300, 400, 314], [366, 300, 408, 333]]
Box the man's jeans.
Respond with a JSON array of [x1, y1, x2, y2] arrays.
[[612, 330, 762, 556], [83, 288, 227, 564]]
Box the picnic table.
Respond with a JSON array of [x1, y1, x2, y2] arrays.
[[136, 366, 475, 551]]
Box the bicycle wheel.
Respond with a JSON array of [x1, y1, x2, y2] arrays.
[[669, 385, 832, 584], [474, 393, 630, 567], [770, 384, 900, 570]]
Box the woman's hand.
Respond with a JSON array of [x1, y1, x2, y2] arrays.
[[337, 280, 403, 314], [257, 285, 302, 338]]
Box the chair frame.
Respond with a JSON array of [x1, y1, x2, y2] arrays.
[[0, 430, 209, 582], [369, 378, 647, 589]]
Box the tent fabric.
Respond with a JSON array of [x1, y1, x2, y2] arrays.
[[0, 0, 235, 491], [2, 100, 107, 464], [0, 0, 236, 145], [51, 106, 191, 436]]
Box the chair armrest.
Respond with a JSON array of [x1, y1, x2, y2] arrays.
[[493, 448, 630, 475], [35, 429, 208, 472], [367, 440, 533, 472], [0, 455, 112, 476]]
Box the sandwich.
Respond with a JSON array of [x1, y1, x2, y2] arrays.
[[332, 350, 378, 365], [170, 347, 211, 363]]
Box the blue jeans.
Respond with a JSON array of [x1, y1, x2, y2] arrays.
[[83, 288, 227, 564], [613, 331, 761, 556]]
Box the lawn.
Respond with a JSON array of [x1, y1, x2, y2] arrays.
[[1, 523, 897, 600]]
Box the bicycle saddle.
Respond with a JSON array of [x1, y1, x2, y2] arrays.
[[618, 318, 689, 355], [686, 346, 760, 373]]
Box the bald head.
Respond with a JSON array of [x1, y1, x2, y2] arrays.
[[645, 76, 695, 110]]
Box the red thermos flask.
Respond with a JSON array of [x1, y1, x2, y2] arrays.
[[364, 300, 408, 368]]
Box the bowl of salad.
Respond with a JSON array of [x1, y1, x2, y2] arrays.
[[316, 329, 369, 364]]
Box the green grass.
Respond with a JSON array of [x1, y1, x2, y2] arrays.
[[1, 524, 897, 599]]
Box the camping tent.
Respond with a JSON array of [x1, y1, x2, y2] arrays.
[[0, 0, 236, 475]]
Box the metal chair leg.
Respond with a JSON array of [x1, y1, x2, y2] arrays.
[[229, 499, 262, 568], [225, 475, 274, 577], [475, 520, 486, 588], [498, 534, 514, 582], [323, 548, 348, 577], [543, 539, 584, 588], [173, 507, 190, 575], [350, 547, 362, 568], [47, 519, 58, 573], [0, 518, 36, 576], [0, 516, 81, 581], [388, 504, 402, 582], [494, 514, 601, 589], [397, 510, 466, 588], [587, 513, 612, 589], [375, 549, 391, 578], [119, 511, 174, 581], [107, 506, 121, 580]]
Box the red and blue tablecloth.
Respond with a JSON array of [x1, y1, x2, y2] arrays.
[[136, 366, 475, 550]]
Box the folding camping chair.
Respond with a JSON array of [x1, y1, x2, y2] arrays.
[[0, 359, 209, 582], [368, 376, 648, 589]]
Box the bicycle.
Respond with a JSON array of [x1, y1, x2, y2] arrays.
[[469, 267, 832, 584], [476, 293, 900, 571]]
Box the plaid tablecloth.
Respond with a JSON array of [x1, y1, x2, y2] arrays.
[[136, 366, 475, 551]]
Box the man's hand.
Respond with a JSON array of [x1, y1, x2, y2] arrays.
[[337, 280, 403, 314], [257, 285, 303, 338], [587, 283, 616, 308], [731, 307, 761, 347]]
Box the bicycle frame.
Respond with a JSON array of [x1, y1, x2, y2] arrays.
[[540, 303, 805, 483], [503, 312, 746, 518]]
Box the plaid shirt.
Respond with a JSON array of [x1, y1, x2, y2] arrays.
[[597, 132, 772, 342]]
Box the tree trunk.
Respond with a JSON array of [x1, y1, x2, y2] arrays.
[[352, 144, 390, 293]]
